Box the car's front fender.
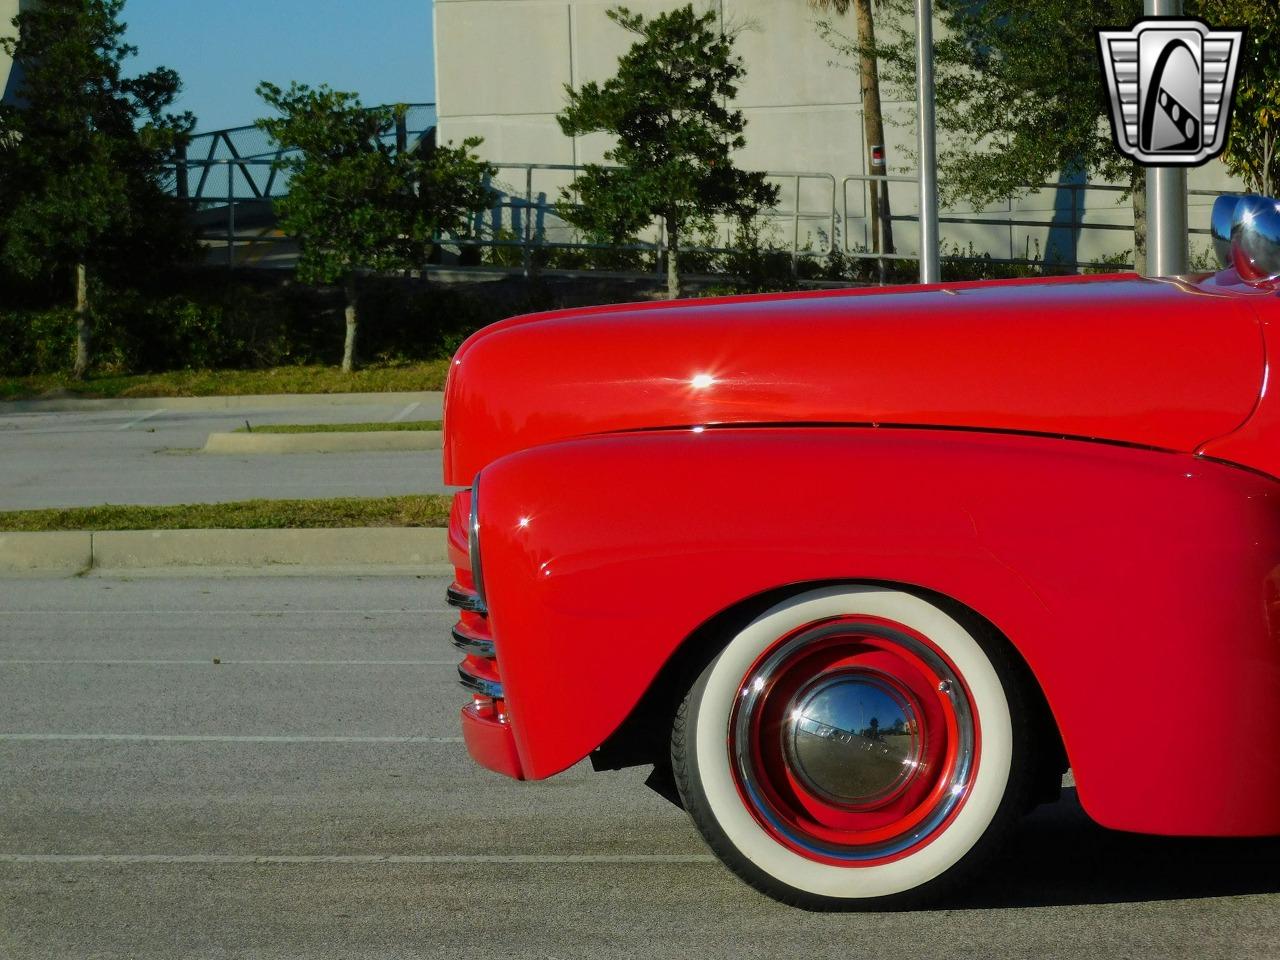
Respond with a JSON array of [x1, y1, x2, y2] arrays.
[[476, 426, 1280, 836]]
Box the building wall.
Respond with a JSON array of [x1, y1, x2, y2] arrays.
[[1, 0, 22, 105], [433, 0, 1242, 265]]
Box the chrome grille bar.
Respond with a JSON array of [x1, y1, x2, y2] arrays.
[[446, 584, 486, 614], [452, 626, 496, 659], [458, 664, 503, 699]]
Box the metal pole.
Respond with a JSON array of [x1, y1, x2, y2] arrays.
[[523, 167, 533, 279], [792, 175, 801, 276], [1144, 0, 1188, 277], [915, 0, 941, 283], [175, 143, 189, 202], [226, 161, 235, 271]]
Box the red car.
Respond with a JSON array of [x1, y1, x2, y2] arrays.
[[443, 194, 1280, 909]]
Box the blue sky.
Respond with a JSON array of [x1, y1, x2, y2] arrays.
[[122, 0, 435, 132]]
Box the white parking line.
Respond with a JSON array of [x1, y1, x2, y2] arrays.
[[0, 742, 465, 747], [390, 402, 421, 423], [0, 659, 458, 666], [115, 409, 165, 431], [0, 854, 717, 865]]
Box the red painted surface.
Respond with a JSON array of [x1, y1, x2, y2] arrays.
[[1198, 272, 1280, 475], [443, 273, 1265, 487], [460, 701, 524, 780], [467, 427, 1280, 837]]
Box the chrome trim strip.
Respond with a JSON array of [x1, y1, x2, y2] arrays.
[[457, 664, 503, 699], [446, 584, 486, 614], [452, 626, 496, 659], [469, 477, 488, 612]]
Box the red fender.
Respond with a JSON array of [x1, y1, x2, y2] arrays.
[[474, 427, 1280, 837]]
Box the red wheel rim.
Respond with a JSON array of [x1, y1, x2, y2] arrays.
[[728, 615, 979, 865]]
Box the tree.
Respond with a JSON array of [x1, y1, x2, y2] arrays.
[[256, 82, 494, 371], [0, 0, 195, 377], [840, 1, 1279, 263], [556, 5, 779, 299], [841, 1, 1148, 257], [810, 0, 895, 255], [1198, 0, 1279, 195]]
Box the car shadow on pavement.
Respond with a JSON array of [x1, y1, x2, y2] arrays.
[[955, 788, 1280, 908]]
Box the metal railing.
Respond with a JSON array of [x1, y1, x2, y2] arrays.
[[172, 104, 437, 205], [172, 152, 1229, 276], [178, 158, 290, 269], [843, 177, 1137, 270], [465, 163, 838, 278]]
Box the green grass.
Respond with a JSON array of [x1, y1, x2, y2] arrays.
[[0, 495, 453, 532], [236, 420, 442, 434], [0, 360, 453, 402]]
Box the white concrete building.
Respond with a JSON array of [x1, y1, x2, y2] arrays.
[[433, 0, 1240, 267], [0, 0, 24, 106]]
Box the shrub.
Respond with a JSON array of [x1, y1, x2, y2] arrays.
[[0, 270, 528, 376]]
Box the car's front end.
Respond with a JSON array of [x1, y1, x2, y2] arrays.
[[446, 481, 523, 779]]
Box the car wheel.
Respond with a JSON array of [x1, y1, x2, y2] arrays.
[[671, 584, 1034, 910]]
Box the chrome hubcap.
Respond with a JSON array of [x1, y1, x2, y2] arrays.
[[730, 617, 978, 862], [784, 672, 922, 808]]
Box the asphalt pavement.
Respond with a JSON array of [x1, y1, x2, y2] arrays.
[[2, 573, 1279, 959], [0, 398, 450, 510]]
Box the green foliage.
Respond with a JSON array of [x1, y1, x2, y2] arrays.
[[720, 218, 800, 291], [256, 83, 495, 287], [1194, 0, 1280, 195], [235, 420, 442, 434], [832, 1, 1278, 210], [0, 495, 454, 533], [0, 361, 455, 402], [555, 5, 779, 294], [837, 0, 1143, 209], [0, 0, 195, 294], [0, 272, 514, 376]]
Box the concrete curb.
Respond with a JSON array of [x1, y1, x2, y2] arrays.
[[0, 527, 448, 575], [0, 532, 93, 575], [203, 431, 443, 455], [1, 391, 444, 415]]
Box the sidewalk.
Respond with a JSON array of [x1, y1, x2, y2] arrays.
[[0, 390, 443, 415], [0, 527, 451, 576], [0, 393, 451, 511]]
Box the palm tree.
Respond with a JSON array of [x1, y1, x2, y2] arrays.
[[809, 0, 894, 255]]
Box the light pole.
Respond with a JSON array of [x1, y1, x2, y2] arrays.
[[915, 0, 940, 284], [1144, 0, 1188, 277]]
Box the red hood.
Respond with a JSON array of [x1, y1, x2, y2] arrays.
[[443, 272, 1266, 486]]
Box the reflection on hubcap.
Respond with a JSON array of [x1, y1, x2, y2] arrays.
[[784, 672, 922, 808], [730, 616, 977, 863]]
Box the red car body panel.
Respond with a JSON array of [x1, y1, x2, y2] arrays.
[[1197, 271, 1280, 475], [443, 273, 1267, 488], [467, 428, 1280, 836], [443, 269, 1280, 839]]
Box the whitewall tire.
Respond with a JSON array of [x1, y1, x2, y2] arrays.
[[671, 585, 1034, 909]]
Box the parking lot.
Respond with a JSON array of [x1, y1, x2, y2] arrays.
[[1, 572, 1278, 958], [0, 399, 448, 510]]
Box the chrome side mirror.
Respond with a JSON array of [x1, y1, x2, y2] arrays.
[[1211, 195, 1239, 268], [1222, 194, 1280, 285]]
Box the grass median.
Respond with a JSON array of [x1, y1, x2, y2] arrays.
[[0, 495, 453, 532], [236, 420, 442, 434], [0, 360, 452, 402]]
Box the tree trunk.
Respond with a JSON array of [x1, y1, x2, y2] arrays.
[[342, 273, 359, 373], [72, 263, 90, 380], [854, 0, 894, 255], [1131, 167, 1147, 272], [666, 217, 683, 300]]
